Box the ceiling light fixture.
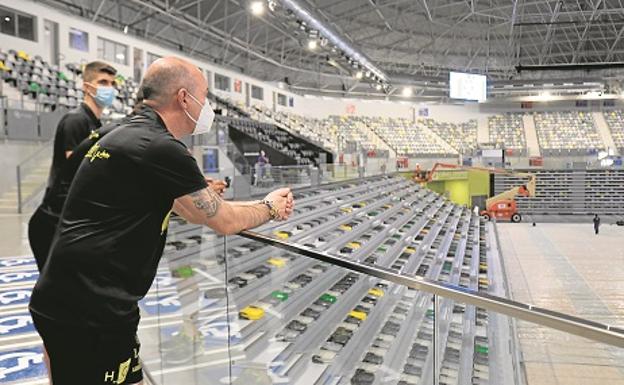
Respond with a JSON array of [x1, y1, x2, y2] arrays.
[[355, 71, 363, 79], [308, 39, 318, 50], [251, 1, 265, 15], [402, 87, 413, 97]]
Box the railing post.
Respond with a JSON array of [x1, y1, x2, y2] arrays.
[[433, 294, 440, 385], [16, 165, 22, 214]]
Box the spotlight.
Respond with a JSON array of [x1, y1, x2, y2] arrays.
[[402, 87, 413, 97], [250, 1, 264, 15], [365, 71, 371, 78], [123, 25, 129, 34], [268, 0, 277, 11], [355, 71, 363, 79], [308, 39, 318, 50], [375, 84, 382, 91]]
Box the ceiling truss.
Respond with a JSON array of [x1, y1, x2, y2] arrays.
[[37, 0, 624, 98]]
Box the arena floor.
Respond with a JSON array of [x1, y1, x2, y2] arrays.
[[498, 222, 624, 385]]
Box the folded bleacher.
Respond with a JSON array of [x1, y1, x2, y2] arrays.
[[534, 111, 604, 155], [425, 118, 478, 154], [488, 113, 526, 152], [367, 117, 455, 157]]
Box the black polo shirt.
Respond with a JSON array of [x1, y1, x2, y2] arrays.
[[30, 106, 207, 330], [40, 120, 125, 219], [46, 103, 101, 199]]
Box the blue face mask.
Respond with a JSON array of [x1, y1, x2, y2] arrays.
[[88, 84, 117, 108]]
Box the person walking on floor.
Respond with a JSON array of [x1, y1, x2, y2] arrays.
[[593, 214, 601, 235]]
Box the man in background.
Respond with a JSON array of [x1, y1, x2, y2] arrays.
[[593, 214, 601, 235], [256, 149, 270, 185], [29, 61, 117, 271]]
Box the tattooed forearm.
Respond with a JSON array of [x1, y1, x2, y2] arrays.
[[232, 203, 271, 231], [179, 188, 271, 234], [190, 188, 222, 219]]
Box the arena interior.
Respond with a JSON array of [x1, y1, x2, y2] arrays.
[[0, 1, 623, 385]]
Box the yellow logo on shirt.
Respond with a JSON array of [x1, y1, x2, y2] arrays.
[[116, 358, 131, 384], [161, 210, 172, 235], [88, 130, 100, 140], [85, 143, 110, 162]]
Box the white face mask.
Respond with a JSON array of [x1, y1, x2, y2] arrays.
[[183, 92, 215, 136]]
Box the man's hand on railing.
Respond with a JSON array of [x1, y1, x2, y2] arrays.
[[264, 187, 295, 221]]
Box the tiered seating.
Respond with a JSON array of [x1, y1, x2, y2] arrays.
[[0, 48, 139, 115], [245, 105, 339, 152], [534, 111, 604, 154], [244, 105, 390, 154], [495, 169, 624, 216], [425, 118, 478, 154], [488, 113, 526, 150], [366, 117, 454, 156], [326, 116, 379, 151], [229, 119, 317, 165], [209, 93, 250, 119], [603, 110, 624, 151]]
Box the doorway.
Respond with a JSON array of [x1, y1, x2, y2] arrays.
[[44, 19, 59, 65], [133, 48, 144, 82]]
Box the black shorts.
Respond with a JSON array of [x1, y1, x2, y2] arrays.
[[28, 207, 59, 272], [32, 313, 143, 385]]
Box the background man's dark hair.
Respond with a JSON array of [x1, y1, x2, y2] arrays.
[[83, 61, 117, 82]]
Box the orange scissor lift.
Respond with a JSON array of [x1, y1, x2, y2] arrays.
[[413, 163, 536, 222]]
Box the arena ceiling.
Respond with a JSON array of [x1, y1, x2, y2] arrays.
[[39, 0, 624, 99]]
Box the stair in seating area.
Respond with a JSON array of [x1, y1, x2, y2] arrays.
[[522, 114, 541, 157], [0, 161, 50, 213], [591, 111, 619, 155]]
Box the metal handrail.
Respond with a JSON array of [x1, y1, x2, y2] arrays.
[[239, 230, 624, 348], [17, 139, 53, 167]]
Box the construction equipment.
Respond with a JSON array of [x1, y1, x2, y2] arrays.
[[413, 163, 536, 223]]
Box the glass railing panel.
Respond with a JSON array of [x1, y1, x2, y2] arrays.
[[139, 216, 229, 385], [250, 165, 315, 195], [16, 140, 53, 212], [229, 220, 624, 385], [222, 240, 436, 385], [138, 173, 409, 384], [221, 177, 447, 384]]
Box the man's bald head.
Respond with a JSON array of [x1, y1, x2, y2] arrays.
[[141, 57, 206, 107]]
